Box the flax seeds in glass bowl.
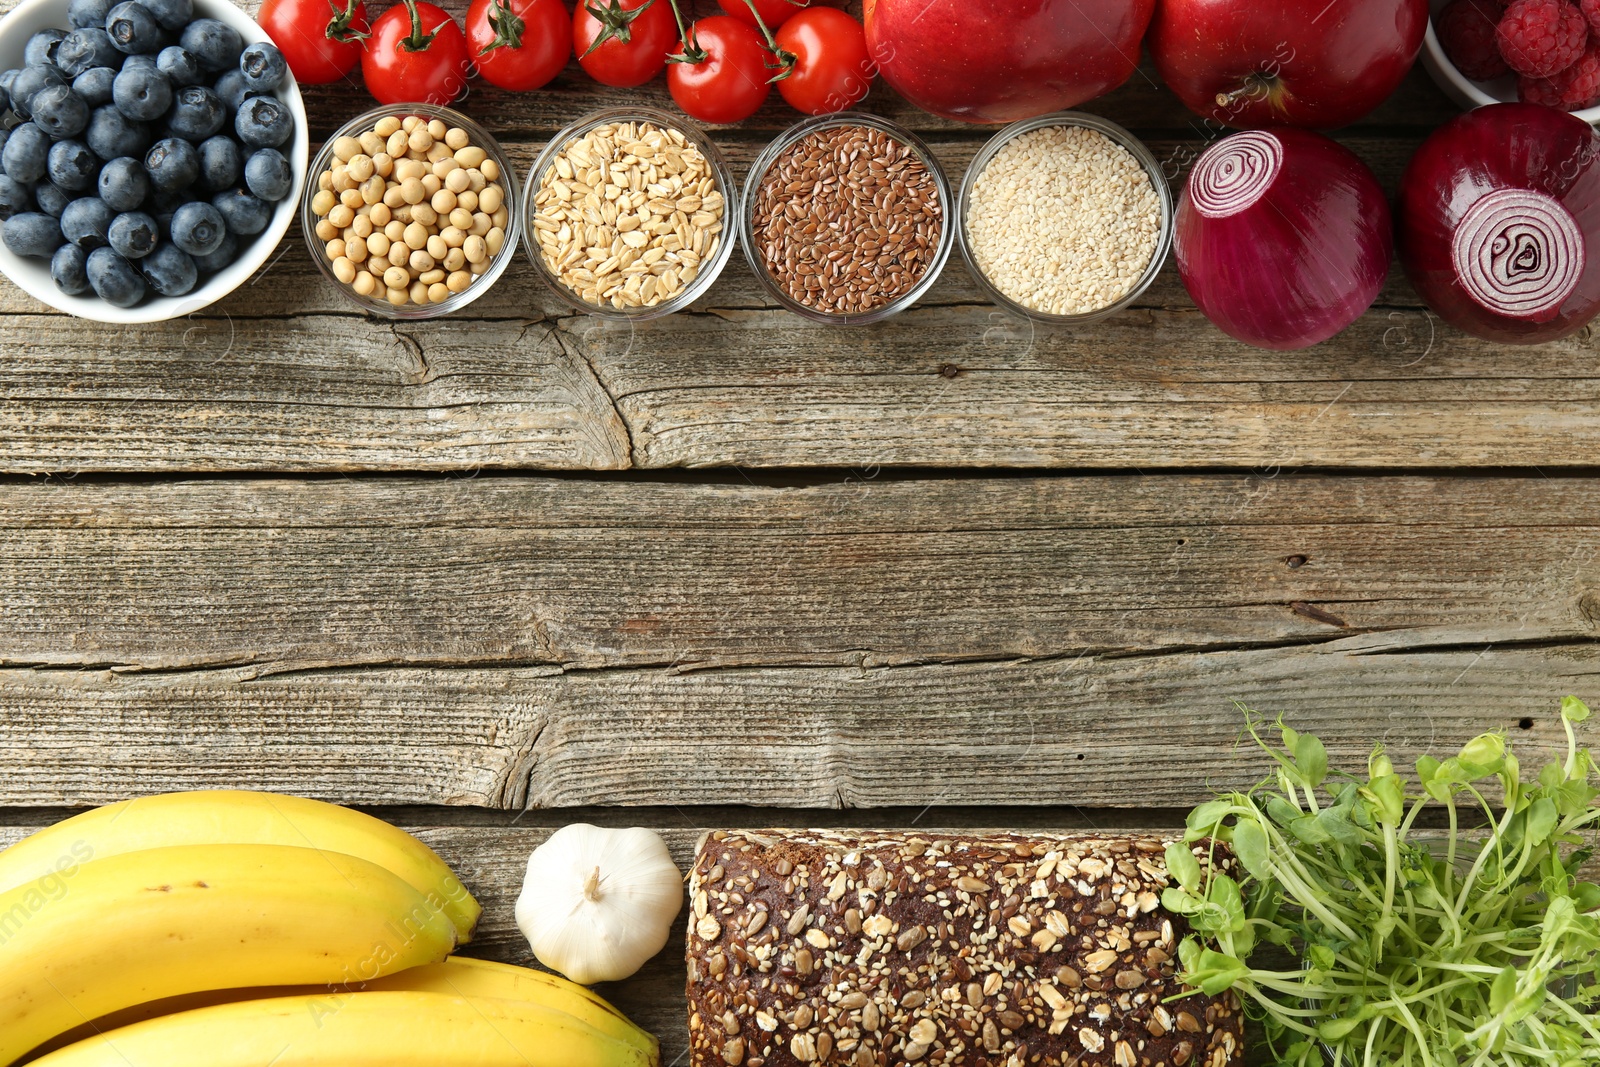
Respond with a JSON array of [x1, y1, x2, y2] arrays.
[[958, 113, 1174, 325], [523, 107, 738, 321], [740, 113, 955, 326]]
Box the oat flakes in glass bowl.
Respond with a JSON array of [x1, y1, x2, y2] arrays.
[[958, 112, 1174, 326], [523, 107, 737, 321], [740, 112, 955, 326]]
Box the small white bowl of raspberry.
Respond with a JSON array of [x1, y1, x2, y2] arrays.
[[1424, 0, 1600, 121]]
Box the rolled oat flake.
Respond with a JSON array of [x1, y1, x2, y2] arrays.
[[967, 124, 1162, 317], [752, 124, 943, 317]]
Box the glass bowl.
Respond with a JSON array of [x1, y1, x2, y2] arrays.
[[0, 0, 307, 323], [740, 112, 955, 326], [301, 103, 520, 320], [522, 106, 738, 322], [957, 112, 1174, 326]]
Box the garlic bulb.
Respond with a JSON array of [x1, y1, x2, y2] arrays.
[[515, 823, 684, 984]]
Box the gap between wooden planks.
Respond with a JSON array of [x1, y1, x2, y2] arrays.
[[1, 472, 1596, 809]]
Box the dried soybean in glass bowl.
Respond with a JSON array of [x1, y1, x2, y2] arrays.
[[745, 115, 950, 323], [960, 114, 1171, 323]]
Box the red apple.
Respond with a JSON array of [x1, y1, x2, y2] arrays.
[[863, 0, 1156, 124], [1148, 0, 1428, 129]]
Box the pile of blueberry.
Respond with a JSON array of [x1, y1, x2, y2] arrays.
[[0, 0, 296, 308]]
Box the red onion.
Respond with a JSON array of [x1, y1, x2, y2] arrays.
[[1175, 129, 1392, 352], [1398, 103, 1600, 346]]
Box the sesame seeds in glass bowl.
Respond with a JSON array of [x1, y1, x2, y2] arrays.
[[958, 113, 1174, 325], [523, 107, 738, 321], [740, 113, 955, 326]]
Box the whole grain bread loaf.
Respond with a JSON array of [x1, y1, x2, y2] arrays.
[[685, 830, 1242, 1067]]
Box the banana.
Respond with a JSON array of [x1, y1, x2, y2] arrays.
[[0, 790, 480, 942], [360, 957, 659, 1053], [36, 959, 660, 1060], [0, 844, 457, 1067], [29, 992, 661, 1067]]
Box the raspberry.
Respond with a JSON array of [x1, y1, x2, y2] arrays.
[[1498, 0, 1590, 77], [1521, 40, 1600, 106], [1438, 0, 1512, 79], [1583, 0, 1600, 33]]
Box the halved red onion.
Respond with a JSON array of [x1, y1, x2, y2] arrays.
[[1175, 129, 1392, 351], [1398, 103, 1600, 346]]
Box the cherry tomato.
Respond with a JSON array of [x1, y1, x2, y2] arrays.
[[574, 0, 677, 88], [259, 0, 368, 85], [718, 0, 808, 30], [363, 0, 472, 103], [667, 15, 771, 125], [775, 6, 872, 115], [467, 0, 570, 91]]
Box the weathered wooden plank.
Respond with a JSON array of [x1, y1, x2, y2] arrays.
[[5, 474, 1600, 671], [0, 314, 629, 472], [0, 27, 1530, 473], [1, 814, 1595, 1067], [1, 473, 1597, 809], [0, 646, 1592, 810], [0, 0, 1462, 138]]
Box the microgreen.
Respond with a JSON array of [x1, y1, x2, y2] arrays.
[[1165, 697, 1600, 1067]]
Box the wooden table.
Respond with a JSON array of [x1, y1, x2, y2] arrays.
[[2, 8, 1598, 1060]]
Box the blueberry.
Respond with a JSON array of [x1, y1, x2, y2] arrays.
[[196, 133, 239, 192], [56, 28, 121, 76], [211, 67, 251, 112], [85, 105, 150, 159], [105, 2, 165, 54], [243, 147, 290, 202], [188, 227, 233, 273], [0, 176, 32, 219], [119, 52, 158, 71], [234, 95, 290, 148], [138, 238, 194, 294], [144, 135, 197, 190], [107, 209, 157, 257], [34, 182, 72, 217], [51, 241, 90, 294], [141, 0, 192, 31], [112, 65, 170, 121], [24, 30, 68, 69], [30, 85, 90, 139], [9, 64, 69, 118], [72, 65, 116, 106], [178, 18, 241, 72], [238, 42, 285, 93], [148, 184, 190, 233], [68, 0, 117, 30], [165, 84, 222, 140], [3, 212, 65, 258], [155, 45, 202, 86], [211, 187, 269, 235], [2, 123, 51, 184], [48, 139, 100, 191], [85, 245, 145, 305], [170, 199, 222, 255], [0, 69, 19, 110], [97, 154, 148, 211], [61, 195, 115, 246]]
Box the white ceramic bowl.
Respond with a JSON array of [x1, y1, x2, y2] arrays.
[[1422, 0, 1600, 124], [0, 0, 308, 322]]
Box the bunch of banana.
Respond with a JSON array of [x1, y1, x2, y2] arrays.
[[28, 991, 659, 1067], [0, 791, 660, 1067]]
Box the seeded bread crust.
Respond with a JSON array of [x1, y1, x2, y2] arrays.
[[686, 830, 1242, 1067]]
